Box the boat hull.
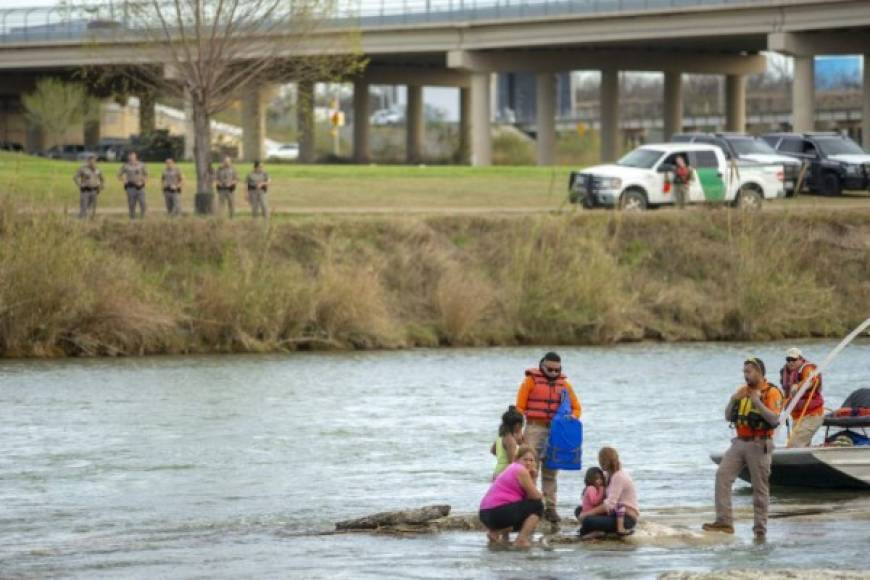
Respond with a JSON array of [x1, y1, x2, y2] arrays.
[[710, 446, 870, 489]]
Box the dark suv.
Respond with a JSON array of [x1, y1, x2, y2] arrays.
[[762, 132, 870, 196], [673, 132, 802, 196]]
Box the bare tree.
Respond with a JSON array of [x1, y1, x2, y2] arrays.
[[22, 78, 100, 151], [68, 0, 363, 213]]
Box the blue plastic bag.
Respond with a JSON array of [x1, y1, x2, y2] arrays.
[[544, 391, 583, 470]]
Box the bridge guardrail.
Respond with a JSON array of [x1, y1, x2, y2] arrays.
[[0, 0, 766, 44]]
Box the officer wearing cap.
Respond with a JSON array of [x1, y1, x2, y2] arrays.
[[703, 357, 783, 542], [780, 347, 824, 448], [73, 154, 104, 219]]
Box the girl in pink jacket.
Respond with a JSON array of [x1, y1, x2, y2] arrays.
[[575, 466, 606, 519]]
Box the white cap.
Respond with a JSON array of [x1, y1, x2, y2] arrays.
[[786, 347, 803, 359]]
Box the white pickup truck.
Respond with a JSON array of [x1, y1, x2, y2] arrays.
[[569, 143, 785, 211]]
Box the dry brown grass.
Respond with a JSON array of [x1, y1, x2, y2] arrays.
[[1, 196, 868, 358]]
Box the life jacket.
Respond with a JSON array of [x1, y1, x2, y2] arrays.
[[524, 368, 569, 422], [730, 382, 783, 438], [781, 362, 824, 417]]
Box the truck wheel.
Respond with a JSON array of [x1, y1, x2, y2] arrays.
[[619, 190, 647, 212], [736, 187, 763, 211], [822, 173, 843, 196]]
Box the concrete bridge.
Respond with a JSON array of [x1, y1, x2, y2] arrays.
[[1, 0, 869, 165]]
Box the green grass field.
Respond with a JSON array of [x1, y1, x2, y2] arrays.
[[3, 151, 869, 216], [0, 152, 567, 213]]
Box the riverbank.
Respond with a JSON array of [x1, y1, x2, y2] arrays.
[[2, 197, 869, 358]]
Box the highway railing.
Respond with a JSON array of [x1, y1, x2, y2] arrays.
[[0, 0, 773, 43]]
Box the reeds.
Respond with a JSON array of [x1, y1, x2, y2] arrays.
[[1, 196, 867, 358]]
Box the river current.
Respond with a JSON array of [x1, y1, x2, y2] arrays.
[[1, 341, 868, 579]]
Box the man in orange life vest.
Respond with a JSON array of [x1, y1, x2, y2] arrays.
[[781, 347, 824, 448], [515, 352, 581, 523], [704, 357, 783, 542]]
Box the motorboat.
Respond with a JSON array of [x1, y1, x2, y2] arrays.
[[711, 389, 870, 490]]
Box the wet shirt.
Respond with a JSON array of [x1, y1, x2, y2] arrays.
[[118, 162, 148, 186], [215, 165, 238, 188], [161, 167, 183, 190], [74, 165, 104, 189], [246, 170, 270, 191]]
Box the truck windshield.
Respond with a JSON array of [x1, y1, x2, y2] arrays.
[[727, 137, 777, 155], [617, 149, 663, 168], [814, 137, 866, 156]]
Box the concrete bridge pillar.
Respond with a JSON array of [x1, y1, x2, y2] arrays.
[[84, 112, 100, 149], [297, 80, 315, 164], [663, 71, 682, 140], [406, 84, 424, 163], [536, 72, 556, 166], [725, 74, 747, 132], [353, 78, 371, 163], [459, 87, 471, 164], [864, 52, 870, 149], [792, 55, 815, 133], [470, 71, 491, 166], [600, 68, 620, 163], [139, 91, 156, 136], [241, 86, 267, 162]]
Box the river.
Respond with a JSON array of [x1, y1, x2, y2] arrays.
[[1, 341, 869, 579]]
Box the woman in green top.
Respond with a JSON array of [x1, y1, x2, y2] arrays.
[[490, 406, 525, 480]]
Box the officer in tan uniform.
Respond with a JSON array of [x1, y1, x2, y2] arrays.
[[73, 154, 104, 219], [215, 155, 239, 218], [117, 151, 148, 219], [161, 158, 184, 216], [245, 160, 271, 219]]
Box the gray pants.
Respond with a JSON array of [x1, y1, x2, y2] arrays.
[[79, 189, 98, 219], [714, 437, 773, 535], [248, 189, 268, 219], [125, 185, 147, 219], [524, 422, 558, 510], [163, 190, 181, 216], [217, 188, 235, 218], [674, 183, 689, 208]]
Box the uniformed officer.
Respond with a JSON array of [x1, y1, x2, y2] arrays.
[[161, 158, 184, 216], [245, 160, 270, 219], [73, 154, 104, 219], [215, 155, 239, 218], [117, 151, 148, 219]]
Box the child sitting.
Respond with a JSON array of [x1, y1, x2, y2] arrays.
[[575, 466, 606, 520], [575, 465, 631, 535], [490, 406, 525, 480]]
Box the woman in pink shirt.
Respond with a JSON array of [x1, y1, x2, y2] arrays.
[[576, 447, 639, 538], [479, 446, 543, 548]]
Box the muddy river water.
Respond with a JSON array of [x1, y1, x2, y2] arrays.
[[1, 341, 868, 578]]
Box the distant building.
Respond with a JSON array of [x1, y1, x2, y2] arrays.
[[815, 56, 863, 90], [495, 72, 573, 124]]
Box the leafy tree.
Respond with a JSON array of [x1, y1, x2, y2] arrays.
[[22, 78, 99, 149]]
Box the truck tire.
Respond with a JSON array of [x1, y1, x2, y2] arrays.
[[735, 186, 763, 211], [822, 172, 843, 197], [619, 189, 647, 212]]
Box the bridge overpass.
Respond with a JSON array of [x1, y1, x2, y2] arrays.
[[0, 0, 869, 165]]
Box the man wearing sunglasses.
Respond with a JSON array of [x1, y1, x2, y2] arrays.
[[515, 351, 581, 524], [780, 347, 824, 448]]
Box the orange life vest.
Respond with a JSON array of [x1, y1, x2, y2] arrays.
[[781, 362, 824, 418], [730, 382, 783, 439], [523, 368, 568, 422]]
